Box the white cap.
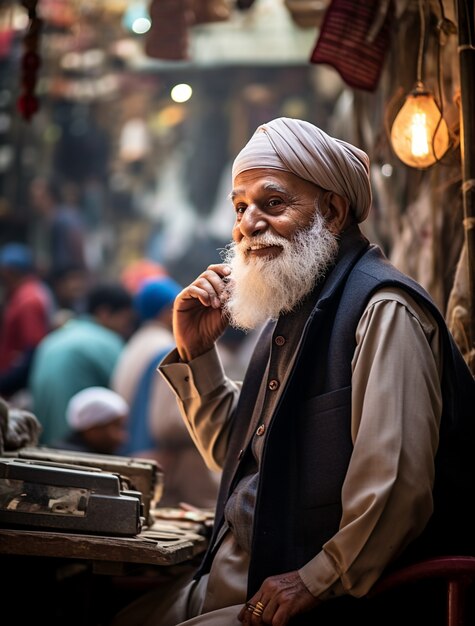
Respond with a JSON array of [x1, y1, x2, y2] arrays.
[[66, 387, 129, 432]]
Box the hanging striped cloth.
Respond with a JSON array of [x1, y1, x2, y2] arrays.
[[309, 0, 395, 92]]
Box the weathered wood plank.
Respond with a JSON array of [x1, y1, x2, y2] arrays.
[[0, 520, 206, 567]]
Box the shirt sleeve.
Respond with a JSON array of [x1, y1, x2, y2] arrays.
[[159, 346, 242, 472], [299, 287, 443, 600]]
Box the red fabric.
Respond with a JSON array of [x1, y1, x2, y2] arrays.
[[0, 29, 14, 59], [310, 0, 394, 92], [0, 277, 51, 371]]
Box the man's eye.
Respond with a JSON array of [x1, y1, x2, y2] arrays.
[[268, 198, 282, 208], [235, 205, 246, 214]]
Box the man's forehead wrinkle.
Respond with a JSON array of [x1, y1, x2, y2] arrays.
[[262, 182, 288, 194], [231, 182, 288, 200]]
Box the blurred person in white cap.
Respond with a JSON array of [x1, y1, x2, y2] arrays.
[[111, 118, 475, 626], [52, 386, 129, 455]]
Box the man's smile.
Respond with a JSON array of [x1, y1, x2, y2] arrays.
[[246, 244, 283, 259]]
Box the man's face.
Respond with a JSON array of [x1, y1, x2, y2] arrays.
[[83, 416, 128, 455], [231, 168, 321, 256], [98, 307, 136, 340], [222, 169, 339, 330]]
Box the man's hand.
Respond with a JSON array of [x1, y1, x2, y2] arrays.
[[238, 570, 320, 626], [173, 263, 231, 361]]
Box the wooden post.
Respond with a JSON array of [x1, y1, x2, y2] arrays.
[[456, 0, 475, 368]]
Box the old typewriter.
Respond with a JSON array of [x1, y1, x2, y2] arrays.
[[0, 448, 164, 536]]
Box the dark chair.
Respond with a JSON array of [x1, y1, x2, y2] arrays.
[[368, 556, 475, 626]]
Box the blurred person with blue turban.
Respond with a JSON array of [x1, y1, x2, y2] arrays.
[[112, 276, 220, 509]]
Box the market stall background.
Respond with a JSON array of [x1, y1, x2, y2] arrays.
[[0, 0, 473, 368]]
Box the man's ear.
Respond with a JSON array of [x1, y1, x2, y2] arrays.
[[321, 192, 350, 234]]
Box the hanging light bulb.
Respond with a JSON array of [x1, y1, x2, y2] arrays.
[[390, 0, 450, 169], [390, 81, 450, 168]]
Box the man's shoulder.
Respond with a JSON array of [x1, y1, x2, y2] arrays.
[[347, 244, 439, 316], [11, 278, 50, 304], [365, 285, 434, 313], [37, 318, 120, 351], [364, 286, 440, 336], [325, 245, 445, 353], [352, 244, 419, 285]]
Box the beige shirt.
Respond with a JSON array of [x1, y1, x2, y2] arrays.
[[159, 286, 443, 600]]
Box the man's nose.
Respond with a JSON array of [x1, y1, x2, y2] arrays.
[[238, 205, 267, 238]]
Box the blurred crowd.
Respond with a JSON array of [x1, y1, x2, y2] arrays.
[[0, 213, 257, 508]]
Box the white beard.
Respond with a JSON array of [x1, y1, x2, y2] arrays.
[[221, 211, 339, 331]]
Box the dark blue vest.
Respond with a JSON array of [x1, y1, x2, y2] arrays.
[[197, 230, 475, 624]]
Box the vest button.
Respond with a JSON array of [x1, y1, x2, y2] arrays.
[[238, 449, 244, 460], [256, 424, 265, 436], [274, 335, 286, 346], [268, 379, 279, 391]]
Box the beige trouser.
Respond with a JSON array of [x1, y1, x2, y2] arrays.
[[111, 531, 249, 626]]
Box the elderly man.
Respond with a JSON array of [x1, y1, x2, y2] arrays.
[[112, 118, 475, 626]]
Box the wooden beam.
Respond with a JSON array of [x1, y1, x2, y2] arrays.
[[456, 0, 475, 368]]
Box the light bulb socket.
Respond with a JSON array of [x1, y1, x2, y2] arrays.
[[411, 81, 430, 97]]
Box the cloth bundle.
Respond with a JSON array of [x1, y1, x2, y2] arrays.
[[310, 0, 394, 91]]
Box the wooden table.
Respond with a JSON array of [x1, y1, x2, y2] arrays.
[[0, 517, 208, 624], [0, 519, 207, 573]]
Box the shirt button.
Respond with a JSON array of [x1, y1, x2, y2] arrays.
[[256, 424, 265, 436], [275, 335, 286, 346], [268, 379, 279, 391]]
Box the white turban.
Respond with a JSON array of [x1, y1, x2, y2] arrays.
[[232, 117, 372, 222], [66, 387, 129, 432]]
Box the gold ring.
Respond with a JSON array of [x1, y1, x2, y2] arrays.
[[246, 603, 256, 612], [256, 601, 265, 610], [252, 605, 264, 616]]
